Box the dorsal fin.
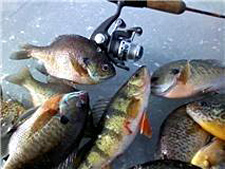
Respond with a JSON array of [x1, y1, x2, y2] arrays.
[[91, 98, 111, 126], [196, 59, 225, 68], [4, 106, 39, 136]]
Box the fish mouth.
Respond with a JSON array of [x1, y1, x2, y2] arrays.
[[134, 66, 151, 97], [60, 91, 88, 108], [151, 80, 177, 96], [87, 69, 115, 83]]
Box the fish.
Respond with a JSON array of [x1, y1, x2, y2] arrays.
[[0, 85, 27, 157], [191, 138, 225, 169], [2, 91, 90, 169], [129, 159, 201, 169], [10, 35, 116, 84], [151, 59, 225, 98], [5, 66, 77, 106], [156, 105, 210, 162], [186, 95, 225, 141], [1, 95, 26, 131], [76, 66, 152, 169]]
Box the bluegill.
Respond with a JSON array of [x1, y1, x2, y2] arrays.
[[77, 66, 152, 169], [129, 159, 201, 169], [186, 95, 225, 140], [151, 59, 225, 98], [156, 105, 210, 162], [2, 91, 89, 169], [5, 66, 77, 106], [10, 35, 116, 84], [191, 138, 225, 169]]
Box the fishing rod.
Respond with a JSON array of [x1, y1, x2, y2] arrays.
[[90, 0, 225, 70], [109, 0, 225, 18]]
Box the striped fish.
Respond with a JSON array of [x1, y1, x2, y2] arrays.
[[77, 66, 152, 169]]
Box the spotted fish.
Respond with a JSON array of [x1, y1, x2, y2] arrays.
[[156, 105, 210, 162], [187, 95, 225, 140]]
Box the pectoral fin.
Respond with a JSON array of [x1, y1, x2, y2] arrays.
[[139, 112, 152, 138], [177, 61, 191, 84], [127, 98, 140, 118]]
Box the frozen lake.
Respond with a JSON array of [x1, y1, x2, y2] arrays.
[[1, 0, 225, 168]]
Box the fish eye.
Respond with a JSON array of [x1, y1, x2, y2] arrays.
[[200, 101, 208, 107], [134, 73, 140, 78], [97, 47, 102, 53], [221, 113, 225, 120], [151, 77, 159, 82], [170, 69, 180, 75], [83, 58, 90, 65], [101, 64, 109, 72]]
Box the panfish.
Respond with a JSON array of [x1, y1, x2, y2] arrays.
[[2, 91, 90, 169], [10, 35, 116, 84], [5, 66, 77, 106], [191, 138, 225, 169], [186, 95, 225, 140], [151, 59, 225, 98], [0, 85, 26, 157], [129, 159, 201, 169], [77, 66, 152, 169], [156, 105, 210, 162]]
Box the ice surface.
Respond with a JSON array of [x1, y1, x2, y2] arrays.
[[1, 0, 225, 168]]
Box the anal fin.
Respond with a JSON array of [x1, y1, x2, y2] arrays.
[[139, 112, 152, 138]]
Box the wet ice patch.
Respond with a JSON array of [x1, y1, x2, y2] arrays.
[[9, 35, 15, 41]]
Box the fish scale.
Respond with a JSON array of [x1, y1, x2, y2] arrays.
[[156, 105, 210, 162], [10, 35, 116, 84], [151, 59, 225, 98], [5, 67, 77, 107], [78, 66, 151, 169], [187, 95, 225, 140], [190, 60, 224, 85], [6, 122, 70, 168], [3, 92, 89, 169]]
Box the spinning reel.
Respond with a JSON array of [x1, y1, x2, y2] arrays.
[[91, 0, 225, 71]]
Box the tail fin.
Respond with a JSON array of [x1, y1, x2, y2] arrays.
[[4, 67, 34, 87], [10, 44, 34, 60]]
